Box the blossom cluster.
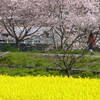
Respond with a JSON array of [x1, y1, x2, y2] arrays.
[[0, 75, 100, 100]]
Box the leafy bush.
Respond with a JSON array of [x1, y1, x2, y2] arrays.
[[0, 67, 62, 76], [80, 71, 93, 78], [3, 43, 18, 52], [35, 62, 43, 66]]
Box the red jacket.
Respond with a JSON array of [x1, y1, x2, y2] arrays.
[[87, 36, 96, 45]]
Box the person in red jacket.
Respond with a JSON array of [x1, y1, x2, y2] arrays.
[[87, 32, 96, 54]]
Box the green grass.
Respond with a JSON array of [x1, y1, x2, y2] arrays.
[[0, 52, 53, 67], [72, 73, 100, 79], [0, 52, 100, 71], [0, 67, 64, 76], [0, 66, 100, 79], [74, 57, 100, 70], [31, 49, 100, 55]]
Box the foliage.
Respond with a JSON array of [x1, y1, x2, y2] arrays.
[[80, 71, 94, 78], [2, 43, 18, 52], [0, 66, 100, 78], [0, 67, 63, 76]]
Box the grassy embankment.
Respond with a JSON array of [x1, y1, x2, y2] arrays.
[[0, 52, 100, 78]]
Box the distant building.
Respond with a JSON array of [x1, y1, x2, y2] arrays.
[[0, 31, 14, 43], [0, 27, 99, 50], [0, 27, 50, 44]]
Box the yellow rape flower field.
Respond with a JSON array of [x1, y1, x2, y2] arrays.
[[0, 75, 100, 100]]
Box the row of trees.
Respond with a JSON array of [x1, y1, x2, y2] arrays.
[[0, 0, 100, 76], [0, 0, 99, 50]]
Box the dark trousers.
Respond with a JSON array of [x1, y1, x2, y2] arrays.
[[88, 44, 93, 49]]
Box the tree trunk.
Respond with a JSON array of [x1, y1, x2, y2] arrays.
[[52, 35, 57, 50], [15, 40, 20, 50], [67, 70, 71, 77], [65, 69, 71, 77], [60, 35, 64, 50], [60, 40, 63, 49]]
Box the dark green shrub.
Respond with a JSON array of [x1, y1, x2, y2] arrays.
[[80, 71, 93, 78], [3, 43, 18, 52], [35, 62, 43, 66], [48, 70, 60, 76]]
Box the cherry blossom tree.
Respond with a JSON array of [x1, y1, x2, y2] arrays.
[[0, 0, 43, 50], [40, 0, 100, 77], [44, 0, 99, 50]]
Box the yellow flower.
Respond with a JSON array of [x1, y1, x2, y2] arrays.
[[0, 75, 100, 100]]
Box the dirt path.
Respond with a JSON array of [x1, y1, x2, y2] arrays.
[[0, 51, 10, 58]]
